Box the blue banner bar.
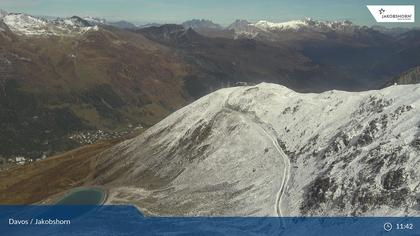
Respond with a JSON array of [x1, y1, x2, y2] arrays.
[[1, 205, 418, 235]]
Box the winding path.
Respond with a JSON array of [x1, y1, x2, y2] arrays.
[[259, 128, 290, 217], [223, 88, 291, 217]]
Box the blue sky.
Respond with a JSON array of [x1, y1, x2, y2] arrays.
[[0, 0, 419, 26]]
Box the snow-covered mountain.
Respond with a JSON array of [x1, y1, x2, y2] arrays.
[[0, 11, 98, 36], [0, 10, 144, 35], [227, 19, 264, 38], [94, 83, 420, 216], [82, 16, 107, 25], [227, 18, 362, 39], [84, 16, 140, 29], [252, 18, 355, 32], [182, 19, 223, 30]]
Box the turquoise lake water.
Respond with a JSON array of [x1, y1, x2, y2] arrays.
[[56, 188, 105, 205]]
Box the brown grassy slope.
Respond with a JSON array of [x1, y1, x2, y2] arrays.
[[0, 27, 192, 158], [12, 28, 190, 127], [0, 138, 122, 204]]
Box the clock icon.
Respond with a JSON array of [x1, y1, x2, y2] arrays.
[[384, 222, 393, 232]]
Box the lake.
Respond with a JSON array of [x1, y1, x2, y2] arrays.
[[56, 188, 105, 205]]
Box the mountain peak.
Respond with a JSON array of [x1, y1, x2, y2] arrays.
[[108, 20, 137, 29], [228, 19, 251, 28], [82, 16, 107, 25], [182, 19, 223, 30], [68, 16, 92, 27], [1, 12, 98, 36], [227, 19, 263, 39], [251, 18, 355, 32]]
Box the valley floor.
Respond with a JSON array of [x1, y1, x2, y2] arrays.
[[0, 137, 127, 204]]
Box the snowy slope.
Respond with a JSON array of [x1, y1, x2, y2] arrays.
[[251, 18, 355, 32], [82, 16, 107, 25], [0, 12, 98, 36], [94, 83, 420, 216], [228, 18, 358, 39], [227, 19, 264, 39], [182, 19, 223, 30], [253, 19, 309, 31]]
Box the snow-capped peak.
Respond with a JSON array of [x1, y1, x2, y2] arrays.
[[1, 12, 99, 36], [251, 18, 355, 32], [182, 19, 223, 30], [228, 18, 357, 39], [64, 16, 92, 27], [82, 16, 107, 25], [2, 13, 48, 35], [253, 19, 309, 31]]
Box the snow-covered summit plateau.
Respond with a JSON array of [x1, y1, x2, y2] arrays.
[[95, 83, 420, 216]]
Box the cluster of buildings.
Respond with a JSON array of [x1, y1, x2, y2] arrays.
[[0, 156, 45, 171], [68, 125, 143, 145], [0, 156, 30, 166], [0, 125, 144, 171]]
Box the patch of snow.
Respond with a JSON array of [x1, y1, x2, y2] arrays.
[[63, 18, 75, 26]]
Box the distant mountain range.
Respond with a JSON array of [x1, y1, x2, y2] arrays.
[[1, 13, 97, 36], [228, 18, 359, 38], [0, 10, 419, 160], [2, 9, 418, 37], [0, 10, 156, 33]]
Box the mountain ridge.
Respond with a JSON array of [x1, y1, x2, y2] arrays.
[[94, 83, 420, 216]]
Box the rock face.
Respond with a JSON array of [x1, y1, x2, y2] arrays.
[[181, 19, 231, 38], [94, 83, 420, 216]]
